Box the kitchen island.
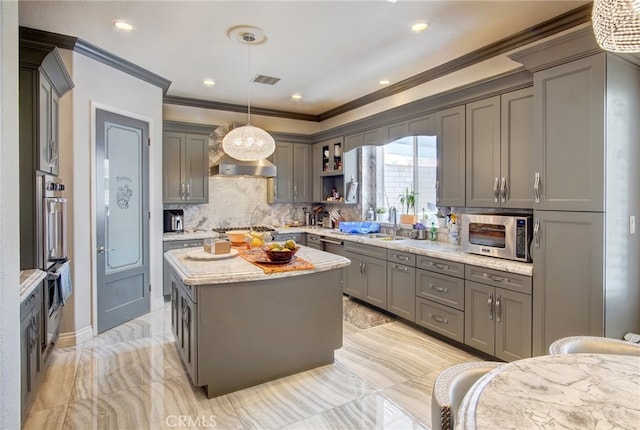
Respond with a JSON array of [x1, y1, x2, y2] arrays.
[[164, 245, 350, 398]]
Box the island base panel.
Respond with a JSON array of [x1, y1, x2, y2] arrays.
[[195, 269, 343, 398]]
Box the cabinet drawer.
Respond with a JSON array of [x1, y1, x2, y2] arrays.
[[465, 265, 532, 295], [416, 255, 464, 278], [344, 241, 387, 259], [21, 284, 42, 318], [387, 250, 416, 267], [163, 239, 204, 252], [415, 298, 464, 343], [416, 269, 464, 311]]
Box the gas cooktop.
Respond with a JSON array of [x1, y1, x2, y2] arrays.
[[212, 226, 276, 233]]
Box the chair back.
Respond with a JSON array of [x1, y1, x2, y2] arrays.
[[548, 336, 640, 356]]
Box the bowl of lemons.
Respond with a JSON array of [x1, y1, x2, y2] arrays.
[[263, 240, 299, 263], [243, 231, 272, 249]]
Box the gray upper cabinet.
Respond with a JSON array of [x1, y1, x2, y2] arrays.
[[312, 141, 358, 204], [272, 142, 311, 203], [466, 89, 534, 208], [465, 96, 501, 207], [436, 105, 466, 207], [345, 129, 382, 151], [533, 54, 605, 212], [531, 210, 604, 356], [20, 46, 73, 177], [500, 88, 534, 208], [163, 122, 211, 204]]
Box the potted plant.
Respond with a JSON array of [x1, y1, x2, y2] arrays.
[[375, 207, 387, 222], [399, 188, 417, 224]]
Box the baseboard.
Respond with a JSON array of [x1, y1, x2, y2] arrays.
[[152, 295, 166, 311], [56, 325, 94, 348]]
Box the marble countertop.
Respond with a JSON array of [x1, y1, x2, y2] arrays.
[[280, 226, 533, 276], [457, 353, 640, 429], [165, 245, 350, 286], [20, 269, 47, 299]]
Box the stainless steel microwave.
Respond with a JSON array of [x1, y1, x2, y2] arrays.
[[461, 213, 533, 262]]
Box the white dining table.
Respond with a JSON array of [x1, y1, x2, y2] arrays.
[[456, 353, 640, 430]]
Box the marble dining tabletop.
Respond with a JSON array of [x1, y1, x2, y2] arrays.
[[457, 353, 640, 430]]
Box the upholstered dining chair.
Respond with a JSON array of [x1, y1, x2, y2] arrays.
[[431, 361, 503, 430], [548, 336, 640, 356]]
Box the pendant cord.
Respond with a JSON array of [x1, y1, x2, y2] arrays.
[[247, 44, 251, 125]]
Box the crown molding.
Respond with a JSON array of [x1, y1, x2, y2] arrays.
[[19, 26, 171, 94]]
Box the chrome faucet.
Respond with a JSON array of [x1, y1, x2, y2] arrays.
[[389, 206, 398, 239]]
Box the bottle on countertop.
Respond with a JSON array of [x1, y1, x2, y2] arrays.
[[367, 207, 375, 221], [430, 221, 437, 241], [448, 214, 459, 244]]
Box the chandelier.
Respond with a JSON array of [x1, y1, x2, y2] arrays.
[[592, 0, 640, 53], [222, 26, 275, 161]]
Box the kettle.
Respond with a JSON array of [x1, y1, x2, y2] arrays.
[[170, 215, 184, 233]]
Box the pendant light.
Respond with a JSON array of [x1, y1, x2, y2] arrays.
[[592, 0, 640, 53], [222, 27, 275, 161]]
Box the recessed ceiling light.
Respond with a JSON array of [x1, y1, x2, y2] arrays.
[[291, 93, 302, 100], [113, 20, 133, 31], [379, 79, 390, 85], [387, 0, 398, 3], [203, 79, 215, 87], [411, 21, 429, 33]]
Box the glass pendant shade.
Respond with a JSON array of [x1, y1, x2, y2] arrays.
[[592, 0, 640, 53], [222, 125, 275, 161]]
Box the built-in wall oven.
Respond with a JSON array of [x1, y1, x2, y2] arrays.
[[38, 174, 68, 356]]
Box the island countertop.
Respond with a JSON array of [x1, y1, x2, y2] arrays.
[[165, 245, 351, 286]]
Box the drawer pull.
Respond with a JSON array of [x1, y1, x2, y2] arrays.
[[394, 264, 409, 272], [482, 273, 508, 283], [393, 254, 409, 261], [430, 284, 449, 293], [431, 262, 449, 270], [429, 313, 448, 324]]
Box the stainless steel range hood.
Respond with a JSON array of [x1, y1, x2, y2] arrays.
[[211, 155, 277, 178]]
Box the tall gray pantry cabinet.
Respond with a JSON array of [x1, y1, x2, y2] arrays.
[[518, 46, 640, 355]]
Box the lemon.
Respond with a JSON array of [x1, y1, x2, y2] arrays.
[[284, 239, 296, 250], [251, 238, 263, 247]]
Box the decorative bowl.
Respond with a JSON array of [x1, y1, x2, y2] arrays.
[[225, 230, 250, 245], [262, 245, 299, 263]]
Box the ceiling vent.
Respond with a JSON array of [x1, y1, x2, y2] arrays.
[[252, 74, 280, 85]]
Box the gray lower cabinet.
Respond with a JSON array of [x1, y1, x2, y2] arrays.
[[531, 210, 604, 356], [163, 122, 212, 204], [163, 239, 204, 295], [387, 250, 416, 321], [343, 242, 387, 308], [273, 232, 306, 246], [171, 274, 197, 384], [436, 105, 466, 207], [464, 266, 532, 361], [21, 284, 43, 421], [415, 255, 465, 342]]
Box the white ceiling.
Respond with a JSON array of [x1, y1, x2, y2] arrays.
[[19, 1, 591, 116]]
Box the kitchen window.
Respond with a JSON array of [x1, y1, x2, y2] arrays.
[[372, 135, 437, 219]]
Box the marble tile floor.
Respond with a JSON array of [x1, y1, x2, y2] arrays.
[[23, 297, 482, 430]]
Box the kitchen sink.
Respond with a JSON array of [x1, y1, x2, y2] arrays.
[[366, 233, 405, 241]]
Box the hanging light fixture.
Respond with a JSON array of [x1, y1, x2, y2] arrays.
[[592, 0, 640, 53], [222, 26, 275, 161]]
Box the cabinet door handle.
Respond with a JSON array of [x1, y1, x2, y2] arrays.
[[180, 183, 186, 200], [500, 177, 506, 203], [428, 313, 448, 324], [495, 295, 502, 323], [273, 181, 278, 201], [534, 172, 540, 203], [493, 177, 500, 203], [362, 261, 367, 277], [359, 261, 364, 276], [186, 183, 191, 200], [430, 284, 449, 293], [534, 217, 540, 248], [487, 293, 494, 320], [293, 185, 297, 200]]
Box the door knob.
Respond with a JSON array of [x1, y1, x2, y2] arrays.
[[98, 246, 106, 254]]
